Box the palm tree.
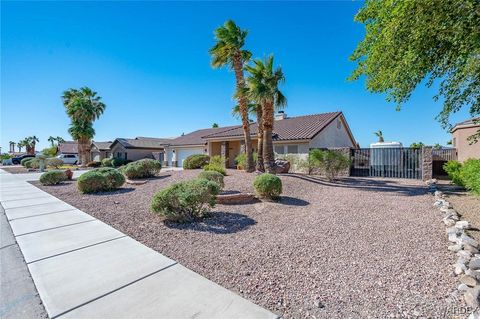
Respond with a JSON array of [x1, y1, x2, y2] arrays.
[[374, 130, 384, 143], [17, 140, 24, 153], [232, 92, 264, 171], [212, 123, 219, 128], [9, 141, 15, 153], [48, 136, 56, 147], [62, 87, 106, 166], [209, 20, 254, 172], [245, 55, 286, 173], [28, 136, 39, 154], [56, 136, 65, 144]]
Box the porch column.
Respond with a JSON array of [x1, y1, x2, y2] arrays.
[[220, 142, 227, 167], [172, 149, 178, 167], [422, 146, 433, 181], [161, 150, 168, 167]]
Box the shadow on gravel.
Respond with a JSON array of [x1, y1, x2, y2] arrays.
[[89, 187, 136, 195], [278, 196, 309, 206], [282, 174, 427, 196], [164, 212, 256, 234]]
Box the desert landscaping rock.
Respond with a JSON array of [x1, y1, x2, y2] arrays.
[[465, 286, 480, 308], [465, 245, 480, 254], [459, 283, 469, 291], [470, 258, 480, 270], [456, 221, 471, 230], [449, 244, 463, 252], [461, 235, 479, 248], [34, 170, 457, 318], [460, 275, 478, 287]]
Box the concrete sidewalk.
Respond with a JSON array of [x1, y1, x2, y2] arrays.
[[0, 169, 278, 319]]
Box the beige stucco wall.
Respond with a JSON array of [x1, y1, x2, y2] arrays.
[[110, 143, 159, 162], [309, 117, 355, 149], [453, 126, 480, 162]]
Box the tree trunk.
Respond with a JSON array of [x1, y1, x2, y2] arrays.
[[232, 52, 254, 172], [262, 100, 275, 173], [256, 104, 264, 172], [77, 137, 90, 166]]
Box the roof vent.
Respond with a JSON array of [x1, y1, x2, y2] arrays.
[[275, 111, 287, 120]]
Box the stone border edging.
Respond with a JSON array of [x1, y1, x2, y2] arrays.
[[427, 179, 480, 316]]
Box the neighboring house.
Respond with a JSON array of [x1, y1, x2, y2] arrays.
[[90, 141, 112, 162], [165, 111, 357, 168], [109, 137, 174, 162], [58, 141, 78, 155], [451, 118, 480, 162]]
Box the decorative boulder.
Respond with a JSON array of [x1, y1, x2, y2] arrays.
[[273, 159, 290, 174]]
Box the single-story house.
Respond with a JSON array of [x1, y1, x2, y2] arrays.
[[57, 141, 78, 155], [90, 141, 113, 162], [109, 137, 174, 162], [164, 111, 357, 168], [452, 118, 480, 162]]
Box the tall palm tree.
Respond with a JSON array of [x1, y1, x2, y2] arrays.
[[48, 136, 56, 147], [23, 136, 39, 154], [233, 91, 264, 171], [62, 87, 106, 166], [374, 130, 384, 143], [245, 55, 286, 173], [209, 20, 254, 172], [17, 140, 24, 153], [56, 136, 65, 144], [9, 141, 15, 153]]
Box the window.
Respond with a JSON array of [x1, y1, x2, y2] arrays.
[[287, 145, 298, 154], [124, 153, 128, 160], [274, 146, 284, 154]]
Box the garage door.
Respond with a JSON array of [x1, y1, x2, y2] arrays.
[[177, 148, 205, 167]]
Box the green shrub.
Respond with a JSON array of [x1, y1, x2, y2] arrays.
[[40, 170, 67, 185], [183, 154, 210, 169], [27, 158, 40, 169], [203, 163, 226, 176], [77, 167, 125, 193], [444, 160, 464, 186], [47, 158, 64, 168], [235, 152, 257, 169], [42, 146, 58, 157], [120, 159, 162, 179], [253, 173, 282, 199], [112, 158, 126, 167], [101, 158, 114, 167], [21, 157, 34, 167], [86, 161, 101, 167], [198, 170, 224, 188], [151, 178, 220, 223], [313, 149, 350, 181], [460, 159, 480, 195]]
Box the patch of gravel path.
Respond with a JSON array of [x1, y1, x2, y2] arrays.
[[32, 170, 456, 318]]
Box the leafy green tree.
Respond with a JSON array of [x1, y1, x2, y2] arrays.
[[210, 20, 255, 172], [350, 0, 480, 142], [410, 142, 425, 149], [374, 130, 384, 142], [62, 87, 106, 166], [212, 123, 219, 128], [245, 55, 286, 173]]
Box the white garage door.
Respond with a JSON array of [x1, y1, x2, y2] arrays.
[[177, 148, 205, 167]]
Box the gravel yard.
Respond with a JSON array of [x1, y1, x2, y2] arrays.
[[33, 170, 457, 318]]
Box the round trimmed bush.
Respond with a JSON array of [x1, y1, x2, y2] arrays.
[[47, 158, 64, 168], [101, 158, 114, 167], [183, 154, 210, 169], [21, 157, 34, 167], [120, 159, 161, 179], [27, 158, 40, 169], [40, 170, 67, 185], [77, 167, 125, 193], [203, 163, 226, 176], [253, 173, 282, 199], [151, 178, 220, 223], [86, 161, 101, 168], [198, 170, 224, 188]]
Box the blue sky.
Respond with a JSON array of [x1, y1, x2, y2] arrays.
[[1, 1, 469, 152]]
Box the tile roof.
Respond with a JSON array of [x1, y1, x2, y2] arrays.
[[58, 141, 78, 154], [168, 125, 240, 146], [453, 117, 480, 128], [114, 137, 173, 149], [203, 112, 342, 141], [92, 141, 112, 150]]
